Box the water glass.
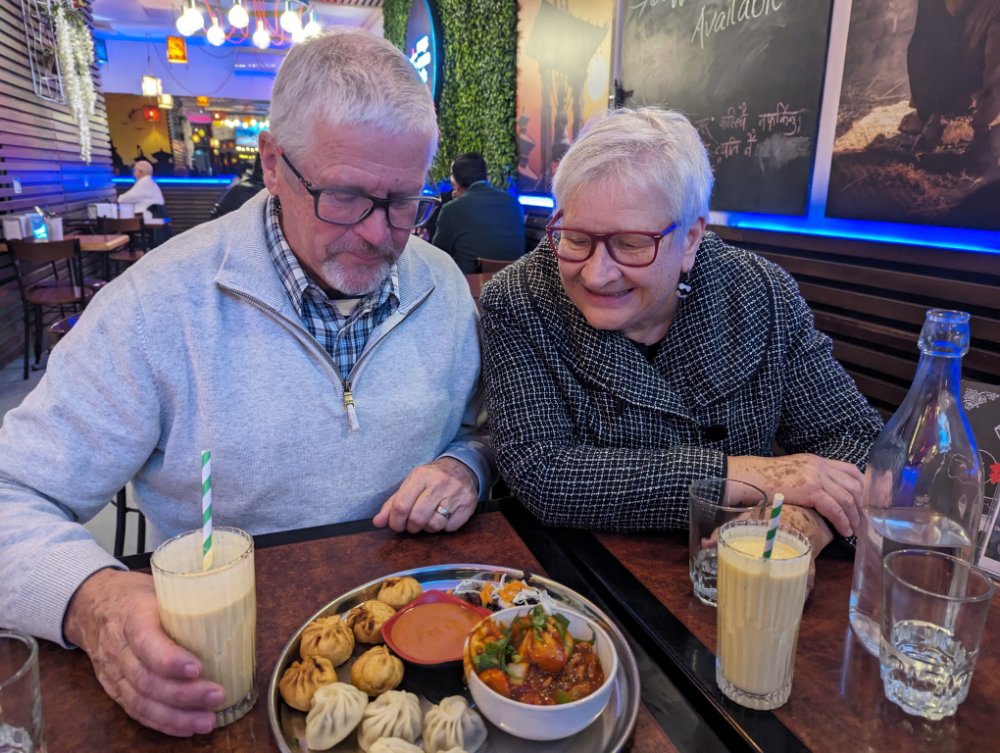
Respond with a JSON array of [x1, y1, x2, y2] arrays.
[[0, 630, 45, 753], [689, 478, 767, 606], [880, 549, 995, 720]]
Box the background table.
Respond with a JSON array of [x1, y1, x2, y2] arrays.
[[38, 510, 683, 752]]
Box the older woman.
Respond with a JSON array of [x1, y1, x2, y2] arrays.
[[480, 108, 883, 544]]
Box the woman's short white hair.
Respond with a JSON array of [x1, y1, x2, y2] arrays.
[[268, 27, 438, 168], [552, 107, 713, 233]]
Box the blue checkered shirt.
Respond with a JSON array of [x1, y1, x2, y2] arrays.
[[264, 196, 399, 381]]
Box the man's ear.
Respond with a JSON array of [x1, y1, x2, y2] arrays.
[[258, 132, 281, 195]]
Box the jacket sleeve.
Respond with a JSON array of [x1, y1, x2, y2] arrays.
[[431, 206, 455, 256], [0, 276, 162, 646], [772, 268, 883, 470], [481, 284, 725, 532]]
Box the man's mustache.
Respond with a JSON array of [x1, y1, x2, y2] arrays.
[[327, 241, 399, 263]]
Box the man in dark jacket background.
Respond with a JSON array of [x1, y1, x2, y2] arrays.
[[209, 155, 266, 220], [432, 152, 526, 273]]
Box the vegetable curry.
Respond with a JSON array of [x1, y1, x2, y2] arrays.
[[467, 606, 605, 705]]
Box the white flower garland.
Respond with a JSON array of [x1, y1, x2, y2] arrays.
[[53, 0, 96, 163]]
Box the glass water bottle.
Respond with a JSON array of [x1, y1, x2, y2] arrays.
[[849, 310, 983, 656]]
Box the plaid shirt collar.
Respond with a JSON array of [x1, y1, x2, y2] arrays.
[[264, 196, 399, 320], [263, 196, 399, 379]]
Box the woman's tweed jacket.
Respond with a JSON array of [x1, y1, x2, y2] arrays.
[[480, 232, 883, 532]]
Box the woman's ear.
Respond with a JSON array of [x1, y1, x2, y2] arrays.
[[680, 216, 706, 273]]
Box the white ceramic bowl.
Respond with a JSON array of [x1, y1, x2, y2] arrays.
[[463, 605, 618, 741]]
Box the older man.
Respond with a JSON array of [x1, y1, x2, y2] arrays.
[[117, 158, 165, 216], [0, 29, 490, 737]]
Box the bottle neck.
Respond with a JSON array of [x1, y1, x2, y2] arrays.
[[909, 351, 962, 400]]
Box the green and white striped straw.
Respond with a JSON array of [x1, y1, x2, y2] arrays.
[[762, 492, 784, 560], [201, 450, 213, 571]]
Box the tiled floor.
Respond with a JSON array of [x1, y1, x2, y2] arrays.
[[0, 355, 139, 556]]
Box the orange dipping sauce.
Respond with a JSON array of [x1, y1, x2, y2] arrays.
[[390, 602, 482, 662]]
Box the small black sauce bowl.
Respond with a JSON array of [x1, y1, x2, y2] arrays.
[[381, 590, 492, 703]]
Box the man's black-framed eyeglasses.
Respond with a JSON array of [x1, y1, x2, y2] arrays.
[[279, 148, 441, 230], [545, 214, 678, 268]]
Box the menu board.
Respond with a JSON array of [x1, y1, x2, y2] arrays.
[[964, 379, 1000, 575], [619, 0, 834, 215]]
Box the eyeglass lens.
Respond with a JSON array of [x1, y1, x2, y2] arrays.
[[554, 229, 658, 265], [315, 190, 437, 229]]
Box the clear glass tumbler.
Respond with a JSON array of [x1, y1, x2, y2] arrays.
[[0, 630, 45, 753], [151, 527, 257, 727], [689, 478, 767, 606], [716, 519, 812, 710], [880, 549, 994, 720]]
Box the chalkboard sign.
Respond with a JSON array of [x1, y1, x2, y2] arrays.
[[620, 0, 834, 215]]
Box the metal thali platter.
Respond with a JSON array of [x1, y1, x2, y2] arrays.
[[268, 564, 641, 753]]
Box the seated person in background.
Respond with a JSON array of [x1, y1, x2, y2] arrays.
[[209, 155, 266, 220], [480, 107, 883, 568], [432, 152, 526, 273], [117, 159, 165, 219], [0, 29, 492, 738]]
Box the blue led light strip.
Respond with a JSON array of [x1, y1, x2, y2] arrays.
[[113, 177, 234, 186]]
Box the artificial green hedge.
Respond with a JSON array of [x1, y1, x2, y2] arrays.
[[383, 0, 517, 188]]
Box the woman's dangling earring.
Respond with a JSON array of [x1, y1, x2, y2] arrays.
[[676, 271, 692, 299]]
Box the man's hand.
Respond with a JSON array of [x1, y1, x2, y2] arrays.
[[63, 568, 224, 737], [728, 454, 864, 537], [373, 457, 479, 534]]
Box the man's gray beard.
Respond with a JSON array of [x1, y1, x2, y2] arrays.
[[318, 240, 400, 296]]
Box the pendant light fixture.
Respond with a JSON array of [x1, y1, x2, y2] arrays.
[[228, 0, 250, 29], [253, 20, 271, 49]]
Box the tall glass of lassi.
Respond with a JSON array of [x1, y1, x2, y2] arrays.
[[151, 527, 257, 727], [716, 519, 811, 710]]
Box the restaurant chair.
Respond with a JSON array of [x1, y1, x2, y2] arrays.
[[47, 314, 81, 348], [8, 239, 95, 380], [112, 487, 146, 558], [478, 258, 514, 274], [100, 217, 145, 276]]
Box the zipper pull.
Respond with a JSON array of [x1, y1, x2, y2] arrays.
[[343, 382, 360, 432]]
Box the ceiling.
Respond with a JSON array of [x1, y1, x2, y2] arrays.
[[91, 0, 383, 43]]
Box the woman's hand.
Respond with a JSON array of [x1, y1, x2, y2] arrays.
[[780, 505, 835, 600], [728, 454, 864, 537]]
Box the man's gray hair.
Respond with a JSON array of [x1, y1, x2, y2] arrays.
[[552, 107, 714, 233], [268, 28, 438, 167]]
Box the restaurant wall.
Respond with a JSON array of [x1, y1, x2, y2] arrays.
[[0, 0, 115, 370], [104, 93, 172, 173]]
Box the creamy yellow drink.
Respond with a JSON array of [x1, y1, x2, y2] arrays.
[[152, 527, 258, 726], [716, 520, 811, 710]]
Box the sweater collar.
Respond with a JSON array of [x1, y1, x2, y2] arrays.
[[214, 190, 435, 317], [526, 232, 770, 414]]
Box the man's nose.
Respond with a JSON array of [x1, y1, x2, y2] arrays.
[[353, 206, 393, 248]]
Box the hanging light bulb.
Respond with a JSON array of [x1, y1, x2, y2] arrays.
[[206, 17, 226, 46], [303, 8, 321, 38], [177, 1, 203, 36], [280, 1, 302, 33], [252, 20, 271, 49], [142, 75, 162, 97], [228, 0, 250, 29], [291, 26, 306, 43]]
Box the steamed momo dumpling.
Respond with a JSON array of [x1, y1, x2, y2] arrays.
[[423, 695, 487, 753], [369, 739, 423, 753], [279, 656, 337, 712], [346, 600, 396, 643], [357, 689, 421, 752], [300, 616, 355, 667], [305, 682, 369, 750], [377, 576, 423, 610]]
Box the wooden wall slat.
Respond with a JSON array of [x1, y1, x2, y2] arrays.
[[0, 0, 116, 369], [712, 225, 1000, 419]]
